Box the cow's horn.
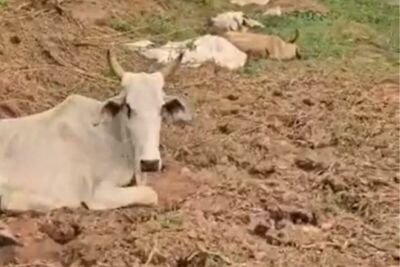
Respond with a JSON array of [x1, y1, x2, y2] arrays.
[[107, 49, 125, 79], [288, 29, 299, 44], [159, 52, 184, 79]]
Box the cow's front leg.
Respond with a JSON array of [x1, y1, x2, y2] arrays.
[[86, 181, 158, 210], [0, 188, 80, 212], [134, 172, 148, 186]]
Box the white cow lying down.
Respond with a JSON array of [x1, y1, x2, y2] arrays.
[[0, 50, 191, 211]]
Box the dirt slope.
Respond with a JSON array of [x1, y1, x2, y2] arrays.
[[0, 0, 399, 267]]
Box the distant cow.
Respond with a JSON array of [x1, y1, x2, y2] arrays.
[[0, 49, 191, 211]]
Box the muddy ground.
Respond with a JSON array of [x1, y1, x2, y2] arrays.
[[0, 0, 399, 266]]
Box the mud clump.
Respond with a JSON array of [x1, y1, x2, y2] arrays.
[[40, 220, 81, 245]]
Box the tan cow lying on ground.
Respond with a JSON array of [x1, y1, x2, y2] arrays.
[[221, 29, 302, 60], [0, 49, 191, 211]]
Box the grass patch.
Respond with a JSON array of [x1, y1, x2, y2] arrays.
[[0, 0, 8, 8], [109, 17, 132, 32], [252, 0, 399, 68], [131, 15, 199, 42], [159, 214, 184, 230], [242, 58, 268, 75], [108, 0, 398, 72], [108, 0, 230, 42]]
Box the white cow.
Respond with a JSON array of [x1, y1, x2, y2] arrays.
[[0, 49, 191, 211]]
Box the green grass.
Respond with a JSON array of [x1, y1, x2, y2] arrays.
[[252, 0, 399, 67], [108, 0, 229, 42], [109, 17, 132, 32], [0, 0, 8, 8], [108, 0, 399, 73], [242, 58, 268, 75], [159, 214, 184, 229]]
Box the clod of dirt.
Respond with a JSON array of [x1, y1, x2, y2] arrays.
[[39, 220, 81, 245], [226, 94, 239, 101], [9, 35, 21, 45], [252, 220, 271, 237], [272, 90, 283, 97], [264, 205, 318, 226], [218, 123, 235, 134], [320, 220, 336, 231], [294, 156, 325, 171], [320, 176, 348, 193], [248, 162, 275, 177], [391, 249, 400, 261], [176, 252, 208, 267], [289, 210, 318, 225], [264, 234, 296, 247], [302, 98, 314, 106], [0, 221, 21, 247]]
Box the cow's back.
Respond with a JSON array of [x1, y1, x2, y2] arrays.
[[0, 95, 109, 207]]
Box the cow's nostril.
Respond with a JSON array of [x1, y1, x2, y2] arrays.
[[140, 160, 160, 172]]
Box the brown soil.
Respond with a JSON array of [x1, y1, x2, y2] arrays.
[[0, 0, 399, 267]]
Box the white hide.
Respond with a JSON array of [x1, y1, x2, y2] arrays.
[[210, 11, 265, 32], [124, 39, 192, 64], [125, 35, 247, 70], [0, 90, 163, 211]]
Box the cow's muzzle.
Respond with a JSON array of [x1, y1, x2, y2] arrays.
[[140, 159, 160, 172]]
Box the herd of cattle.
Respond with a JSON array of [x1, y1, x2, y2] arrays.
[[0, 13, 301, 212], [0, 50, 191, 211]]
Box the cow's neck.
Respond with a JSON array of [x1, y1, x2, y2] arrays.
[[104, 112, 135, 161]]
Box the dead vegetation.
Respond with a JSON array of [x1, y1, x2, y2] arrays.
[[0, 0, 399, 266]]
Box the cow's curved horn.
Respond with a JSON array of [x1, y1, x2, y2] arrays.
[[288, 29, 299, 44], [107, 49, 125, 79], [158, 52, 184, 79]]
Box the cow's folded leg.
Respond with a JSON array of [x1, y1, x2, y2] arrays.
[[87, 182, 158, 210], [0, 190, 74, 212]]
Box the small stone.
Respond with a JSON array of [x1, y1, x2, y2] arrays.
[[39, 220, 80, 245], [272, 90, 282, 97], [226, 94, 239, 101], [9, 35, 21, 45], [187, 230, 197, 239], [180, 167, 192, 175], [294, 157, 324, 171], [248, 162, 275, 177], [391, 249, 400, 261], [302, 98, 314, 106], [320, 220, 335, 230], [253, 223, 269, 237], [301, 225, 321, 233]]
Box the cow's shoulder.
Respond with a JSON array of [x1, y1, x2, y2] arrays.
[[62, 94, 99, 108], [49, 94, 99, 118]]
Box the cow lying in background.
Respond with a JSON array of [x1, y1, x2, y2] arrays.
[[0, 49, 191, 211], [221, 29, 302, 60]]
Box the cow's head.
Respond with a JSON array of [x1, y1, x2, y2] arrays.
[[95, 49, 191, 173]]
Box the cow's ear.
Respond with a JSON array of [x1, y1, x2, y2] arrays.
[[162, 96, 192, 123], [93, 92, 126, 126]]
